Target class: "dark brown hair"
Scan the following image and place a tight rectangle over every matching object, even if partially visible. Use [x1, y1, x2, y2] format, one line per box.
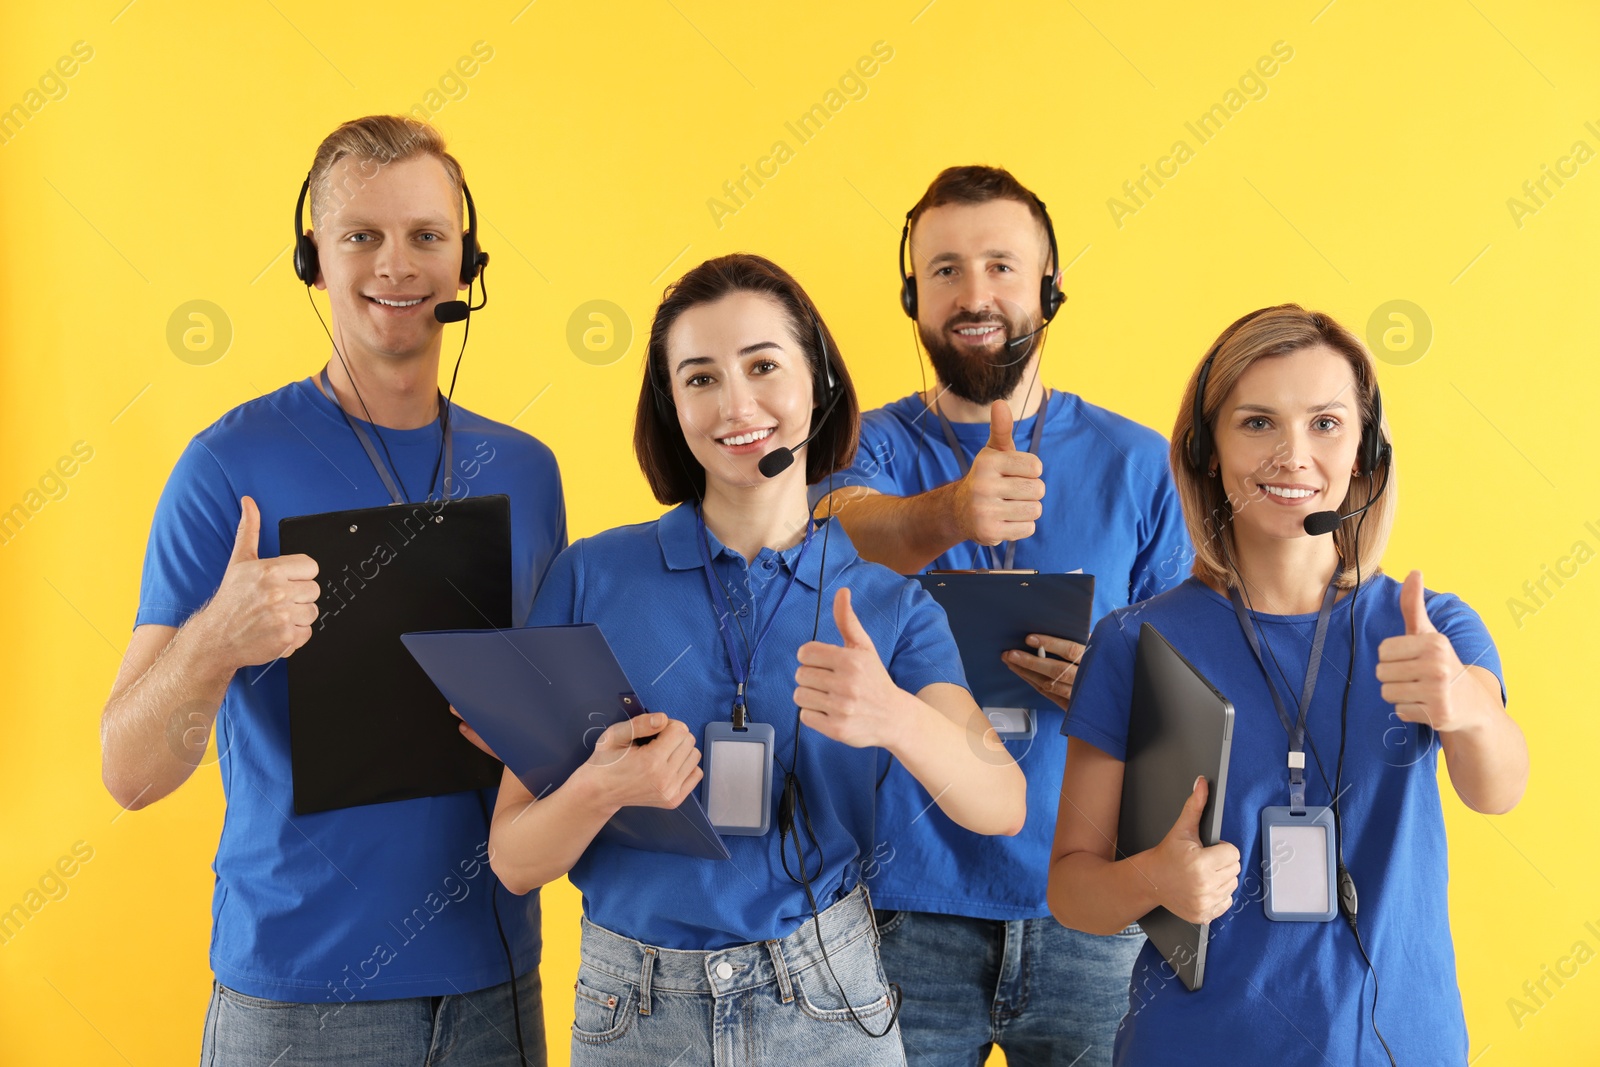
[633, 254, 859, 505]
[908, 164, 1050, 265]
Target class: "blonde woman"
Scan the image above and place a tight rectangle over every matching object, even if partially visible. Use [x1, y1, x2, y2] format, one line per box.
[1048, 305, 1527, 1063]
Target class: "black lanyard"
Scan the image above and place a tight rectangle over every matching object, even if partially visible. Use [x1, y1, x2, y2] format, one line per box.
[935, 390, 1050, 570]
[694, 505, 813, 728]
[319, 367, 451, 505]
[1228, 578, 1337, 814]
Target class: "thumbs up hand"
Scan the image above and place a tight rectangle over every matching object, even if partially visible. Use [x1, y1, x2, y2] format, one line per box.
[200, 496, 322, 668]
[953, 400, 1046, 548]
[230, 495, 261, 565]
[793, 587, 905, 749]
[1149, 776, 1241, 923]
[1376, 570, 1479, 732]
[986, 400, 1017, 453]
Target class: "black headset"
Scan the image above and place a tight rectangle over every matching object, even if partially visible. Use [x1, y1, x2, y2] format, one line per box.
[1186, 307, 1391, 479]
[293, 174, 486, 287]
[897, 194, 1065, 324]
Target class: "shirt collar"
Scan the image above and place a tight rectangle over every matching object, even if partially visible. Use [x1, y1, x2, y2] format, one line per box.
[656, 500, 853, 591]
[937, 388, 1057, 438]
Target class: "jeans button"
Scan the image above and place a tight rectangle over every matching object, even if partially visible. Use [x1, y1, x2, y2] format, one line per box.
[715, 961, 733, 980]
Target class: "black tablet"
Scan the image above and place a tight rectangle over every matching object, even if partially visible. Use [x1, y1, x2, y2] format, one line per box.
[1117, 622, 1235, 992]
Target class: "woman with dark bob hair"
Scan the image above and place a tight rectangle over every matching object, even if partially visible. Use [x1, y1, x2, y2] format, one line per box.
[1047, 304, 1527, 1064]
[487, 254, 1025, 1065]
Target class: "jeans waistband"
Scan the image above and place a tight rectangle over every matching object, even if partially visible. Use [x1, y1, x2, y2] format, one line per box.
[578, 885, 878, 1001]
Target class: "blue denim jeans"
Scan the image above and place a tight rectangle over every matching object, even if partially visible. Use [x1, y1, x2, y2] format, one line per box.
[875, 911, 1143, 1067]
[568, 886, 905, 1066]
[198, 970, 545, 1066]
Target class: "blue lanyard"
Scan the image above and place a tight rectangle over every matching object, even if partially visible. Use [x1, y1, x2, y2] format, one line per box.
[935, 390, 1050, 570]
[319, 367, 451, 505]
[694, 506, 814, 726]
[1228, 578, 1338, 814]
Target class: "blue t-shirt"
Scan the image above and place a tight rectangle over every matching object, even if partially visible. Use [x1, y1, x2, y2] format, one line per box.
[810, 390, 1190, 919]
[136, 376, 566, 1003]
[1064, 576, 1504, 1064]
[527, 502, 968, 950]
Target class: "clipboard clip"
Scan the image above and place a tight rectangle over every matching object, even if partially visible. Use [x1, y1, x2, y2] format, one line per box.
[928, 568, 1041, 575]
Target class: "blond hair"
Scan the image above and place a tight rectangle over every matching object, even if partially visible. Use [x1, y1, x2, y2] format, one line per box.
[1170, 304, 1397, 591]
[307, 115, 464, 229]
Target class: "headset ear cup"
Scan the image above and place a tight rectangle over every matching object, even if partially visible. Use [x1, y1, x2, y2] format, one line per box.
[1041, 277, 1064, 323]
[1360, 385, 1386, 475]
[459, 232, 478, 285]
[897, 213, 918, 320]
[293, 235, 318, 287]
[1032, 194, 1064, 323]
[292, 178, 317, 286]
[1361, 433, 1389, 477]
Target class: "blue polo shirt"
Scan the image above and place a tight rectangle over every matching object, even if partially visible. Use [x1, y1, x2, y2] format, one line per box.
[1065, 576, 1503, 1064]
[136, 376, 565, 1003]
[810, 390, 1190, 919]
[527, 502, 969, 951]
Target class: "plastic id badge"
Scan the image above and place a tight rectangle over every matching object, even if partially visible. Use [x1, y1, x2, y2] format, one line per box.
[1260, 806, 1338, 922]
[702, 721, 775, 836]
[983, 707, 1035, 740]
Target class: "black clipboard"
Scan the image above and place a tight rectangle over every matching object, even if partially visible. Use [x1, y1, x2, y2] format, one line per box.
[279, 494, 512, 814]
[912, 571, 1096, 713]
[1118, 622, 1235, 991]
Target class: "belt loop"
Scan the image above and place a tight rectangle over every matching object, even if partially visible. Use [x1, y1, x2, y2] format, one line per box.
[860, 884, 880, 948]
[639, 946, 656, 1016]
[764, 940, 795, 1004]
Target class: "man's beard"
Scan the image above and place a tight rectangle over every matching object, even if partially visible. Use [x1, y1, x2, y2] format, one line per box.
[919, 307, 1039, 406]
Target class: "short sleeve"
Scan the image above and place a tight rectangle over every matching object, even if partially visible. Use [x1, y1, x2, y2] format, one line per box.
[1060, 609, 1141, 761]
[884, 577, 968, 697]
[808, 413, 903, 511]
[135, 439, 240, 629]
[1426, 590, 1507, 705]
[1129, 473, 1192, 604]
[527, 540, 585, 627]
[536, 460, 570, 593]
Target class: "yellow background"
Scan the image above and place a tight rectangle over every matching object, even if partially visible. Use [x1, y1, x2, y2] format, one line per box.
[3, 1, 1595, 1063]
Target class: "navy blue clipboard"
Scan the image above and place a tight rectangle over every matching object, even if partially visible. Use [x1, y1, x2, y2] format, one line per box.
[400, 624, 730, 861]
[912, 572, 1096, 711]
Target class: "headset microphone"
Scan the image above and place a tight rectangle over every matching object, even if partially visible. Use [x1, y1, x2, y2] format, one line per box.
[434, 250, 490, 323]
[757, 385, 844, 479]
[1302, 452, 1392, 536]
[1302, 510, 1344, 537]
[1005, 320, 1049, 350]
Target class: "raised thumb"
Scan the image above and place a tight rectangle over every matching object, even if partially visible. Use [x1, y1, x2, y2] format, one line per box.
[832, 587, 874, 651]
[986, 400, 1016, 452]
[1401, 569, 1435, 635]
[231, 496, 260, 563]
[1171, 775, 1208, 840]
